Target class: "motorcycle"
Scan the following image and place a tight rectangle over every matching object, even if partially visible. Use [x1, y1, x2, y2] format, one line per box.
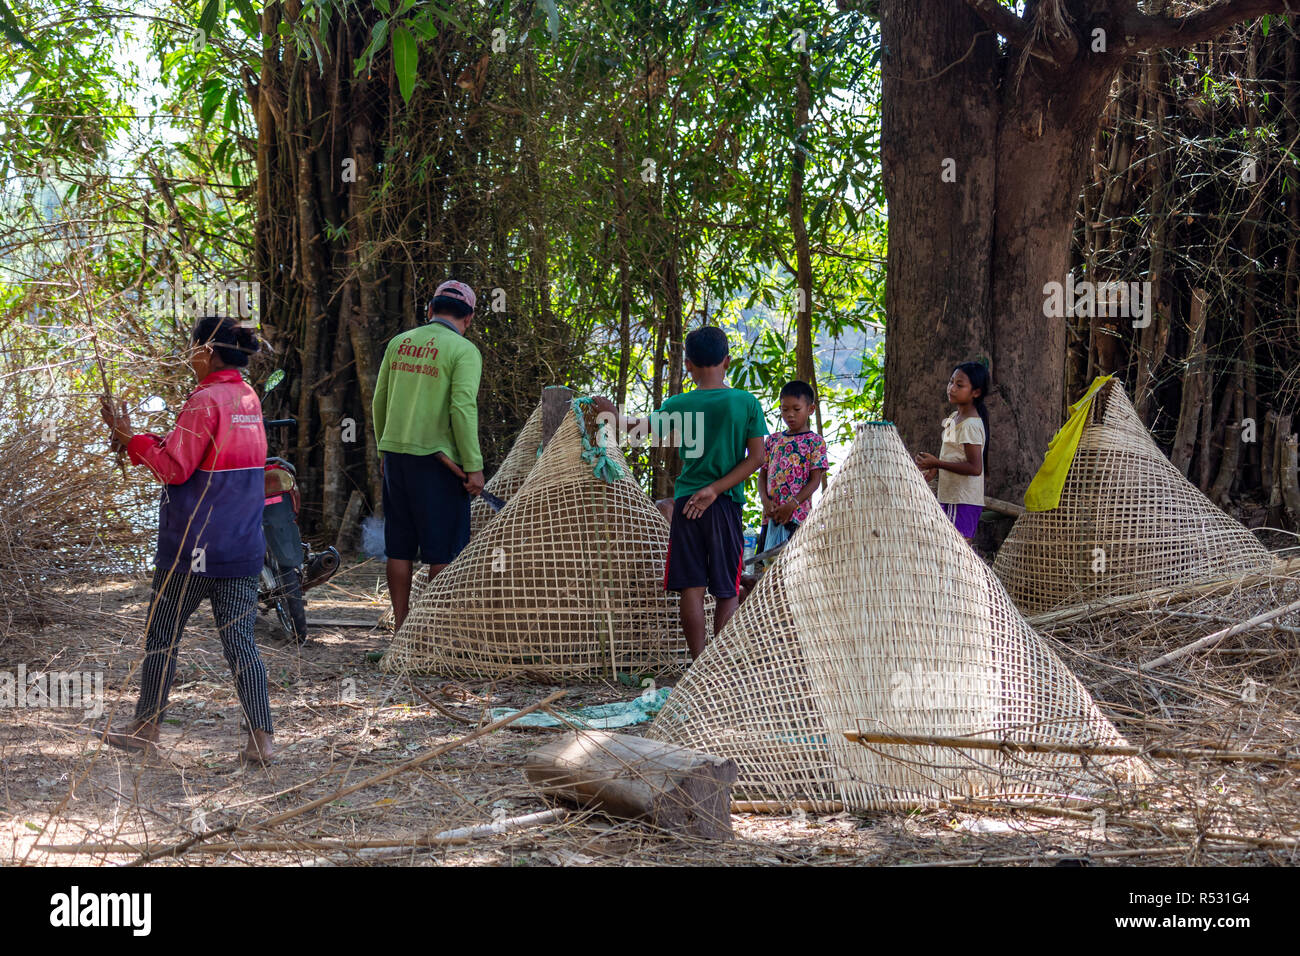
[259, 415, 341, 644]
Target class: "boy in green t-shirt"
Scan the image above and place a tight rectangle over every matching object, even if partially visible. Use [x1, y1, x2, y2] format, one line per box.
[595, 327, 766, 658]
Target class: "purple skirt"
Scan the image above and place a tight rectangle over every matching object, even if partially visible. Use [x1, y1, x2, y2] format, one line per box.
[942, 502, 982, 539]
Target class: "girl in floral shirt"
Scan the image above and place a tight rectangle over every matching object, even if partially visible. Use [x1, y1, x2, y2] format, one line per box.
[758, 381, 829, 552]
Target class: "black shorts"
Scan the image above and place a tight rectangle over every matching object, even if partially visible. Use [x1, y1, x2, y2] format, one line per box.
[382, 452, 471, 564]
[664, 494, 744, 599]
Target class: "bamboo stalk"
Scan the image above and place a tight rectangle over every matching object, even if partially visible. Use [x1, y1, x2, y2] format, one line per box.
[1140, 596, 1300, 671]
[731, 800, 845, 814]
[1281, 434, 1300, 526]
[427, 808, 567, 845]
[902, 844, 1250, 867]
[40, 811, 570, 857]
[1170, 288, 1208, 476]
[845, 730, 1300, 768]
[1132, 607, 1300, 636]
[1026, 558, 1300, 628]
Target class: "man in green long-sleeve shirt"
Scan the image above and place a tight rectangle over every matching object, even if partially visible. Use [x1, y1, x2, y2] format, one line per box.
[373, 279, 485, 628]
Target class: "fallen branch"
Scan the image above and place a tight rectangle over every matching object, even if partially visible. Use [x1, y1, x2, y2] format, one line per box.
[846, 731, 1300, 768]
[40, 811, 570, 857]
[731, 800, 845, 814]
[408, 678, 475, 724]
[1139, 596, 1300, 671]
[122, 688, 566, 865]
[944, 797, 1300, 850]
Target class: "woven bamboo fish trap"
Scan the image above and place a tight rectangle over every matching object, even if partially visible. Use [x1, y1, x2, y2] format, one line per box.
[647, 422, 1143, 810]
[381, 402, 690, 680]
[470, 402, 544, 539]
[993, 381, 1274, 614]
[378, 404, 546, 627]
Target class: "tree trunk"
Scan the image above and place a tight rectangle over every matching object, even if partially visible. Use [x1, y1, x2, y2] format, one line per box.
[882, 0, 1124, 501]
[880, 0, 998, 469]
[790, 50, 816, 389]
[1171, 289, 1209, 476]
[986, 61, 1122, 499]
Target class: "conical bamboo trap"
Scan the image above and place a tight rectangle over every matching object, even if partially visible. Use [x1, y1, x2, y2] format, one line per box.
[471, 402, 544, 539]
[381, 402, 691, 679]
[378, 403, 546, 628]
[994, 381, 1274, 614]
[647, 422, 1144, 810]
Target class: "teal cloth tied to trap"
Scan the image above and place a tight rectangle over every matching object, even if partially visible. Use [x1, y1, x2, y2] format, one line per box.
[489, 687, 672, 730]
[572, 396, 625, 483]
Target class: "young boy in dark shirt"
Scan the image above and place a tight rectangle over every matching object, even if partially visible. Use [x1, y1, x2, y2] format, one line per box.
[595, 327, 767, 658]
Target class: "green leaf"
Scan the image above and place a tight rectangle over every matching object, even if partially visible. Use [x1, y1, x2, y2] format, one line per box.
[1261, 14, 1271, 35]
[230, 0, 258, 32]
[393, 26, 417, 104]
[361, 18, 389, 71]
[200, 80, 225, 125]
[0, 0, 35, 51]
[411, 16, 439, 40]
[197, 0, 223, 39]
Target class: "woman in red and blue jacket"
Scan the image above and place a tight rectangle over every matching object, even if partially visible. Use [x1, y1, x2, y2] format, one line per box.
[100, 316, 275, 764]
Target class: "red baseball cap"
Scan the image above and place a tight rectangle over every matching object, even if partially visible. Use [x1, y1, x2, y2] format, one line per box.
[431, 280, 476, 312]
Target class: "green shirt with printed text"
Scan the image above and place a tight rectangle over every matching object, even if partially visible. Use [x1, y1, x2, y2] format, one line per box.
[372, 320, 483, 471]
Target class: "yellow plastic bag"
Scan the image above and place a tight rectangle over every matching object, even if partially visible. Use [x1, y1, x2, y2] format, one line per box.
[1023, 375, 1113, 512]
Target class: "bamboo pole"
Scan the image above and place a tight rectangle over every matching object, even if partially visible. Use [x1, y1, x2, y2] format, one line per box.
[902, 845, 1247, 867]
[731, 800, 845, 814]
[1139, 596, 1300, 671]
[982, 495, 1025, 517]
[1026, 558, 1300, 629]
[40, 811, 570, 857]
[944, 797, 1300, 850]
[845, 730, 1300, 768]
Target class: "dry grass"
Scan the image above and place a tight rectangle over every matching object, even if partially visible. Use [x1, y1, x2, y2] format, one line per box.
[4, 557, 1300, 866]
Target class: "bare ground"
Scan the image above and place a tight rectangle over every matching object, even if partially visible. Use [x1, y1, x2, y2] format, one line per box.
[2, 558, 1297, 867]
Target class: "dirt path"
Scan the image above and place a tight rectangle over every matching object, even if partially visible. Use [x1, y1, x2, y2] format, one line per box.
[1, 558, 1285, 866]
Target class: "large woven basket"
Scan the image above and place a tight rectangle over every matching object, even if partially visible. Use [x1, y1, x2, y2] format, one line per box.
[647, 422, 1142, 810]
[381, 404, 690, 680]
[470, 402, 544, 539]
[378, 402, 546, 628]
[994, 381, 1273, 614]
